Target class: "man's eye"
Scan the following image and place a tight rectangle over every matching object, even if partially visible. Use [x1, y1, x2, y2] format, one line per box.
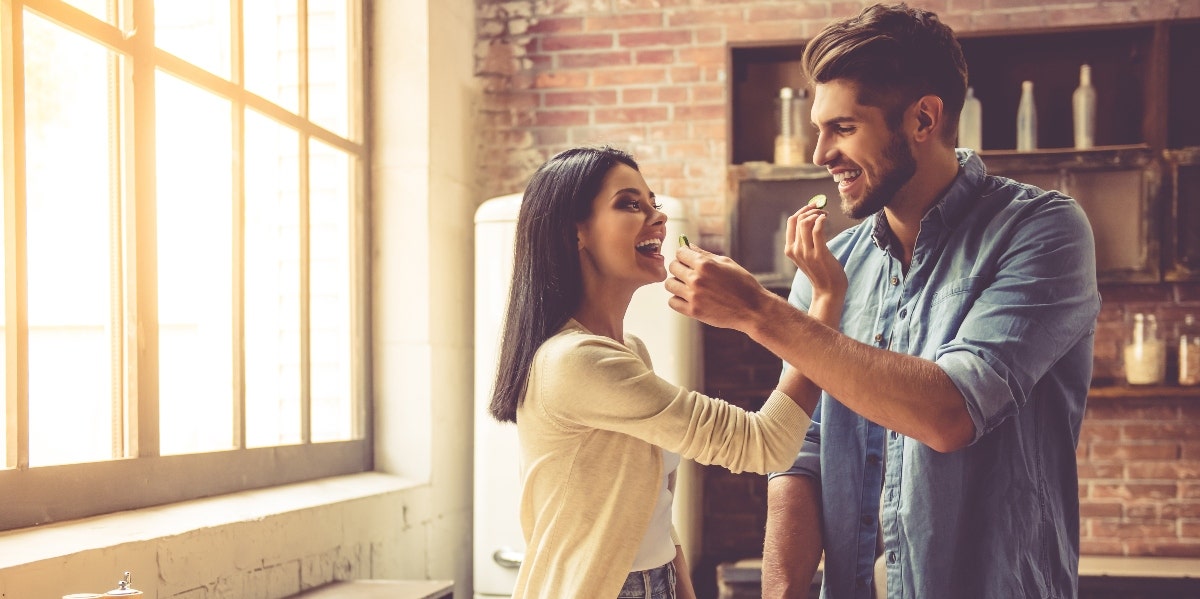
[836, 126, 855, 135]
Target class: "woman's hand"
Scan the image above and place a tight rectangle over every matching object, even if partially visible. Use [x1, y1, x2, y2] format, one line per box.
[785, 203, 847, 302]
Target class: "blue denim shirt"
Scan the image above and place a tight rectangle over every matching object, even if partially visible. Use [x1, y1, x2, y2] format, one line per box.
[774, 150, 1100, 599]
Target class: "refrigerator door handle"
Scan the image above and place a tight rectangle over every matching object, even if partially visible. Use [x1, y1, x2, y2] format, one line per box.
[493, 548, 525, 569]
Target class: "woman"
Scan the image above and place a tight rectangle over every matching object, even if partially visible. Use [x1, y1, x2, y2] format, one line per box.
[490, 146, 845, 599]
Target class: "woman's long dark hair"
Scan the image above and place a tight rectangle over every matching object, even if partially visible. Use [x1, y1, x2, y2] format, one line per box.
[489, 146, 640, 423]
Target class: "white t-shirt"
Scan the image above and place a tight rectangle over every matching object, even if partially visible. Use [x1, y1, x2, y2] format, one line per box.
[630, 448, 680, 571]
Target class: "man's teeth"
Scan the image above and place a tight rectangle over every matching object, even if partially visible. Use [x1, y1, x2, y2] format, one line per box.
[834, 170, 862, 183]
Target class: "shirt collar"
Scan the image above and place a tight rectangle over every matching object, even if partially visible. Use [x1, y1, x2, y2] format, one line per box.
[869, 149, 986, 250]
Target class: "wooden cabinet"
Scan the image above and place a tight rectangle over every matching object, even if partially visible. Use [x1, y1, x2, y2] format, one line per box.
[727, 19, 1200, 284]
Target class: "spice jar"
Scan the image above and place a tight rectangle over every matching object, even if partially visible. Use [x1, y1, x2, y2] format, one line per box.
[1124, 312, 1165, 385]
[1179, 315, 1200, 385]
[103, 572, 142, 598]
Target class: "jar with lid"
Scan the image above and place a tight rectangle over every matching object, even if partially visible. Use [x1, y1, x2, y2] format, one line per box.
[1179, 314, 1200, 385]
[1124, 312, 1166, 385]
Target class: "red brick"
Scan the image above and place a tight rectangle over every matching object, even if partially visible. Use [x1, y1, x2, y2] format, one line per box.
[1181, 522, 1200, 538]
[695, 26, 725, 44]
[540, 33, 613, 52]
[693, 84, 726, 103]
[1078, 462, 1124, 479]
[692, 122, 726, 141]
[481, 91, 540, 111]
[676, 104, 725, 121]
[558, 50, 632, 69]
[616, 0, 690, 8]
[1079, 539, 1124, 555]
[593, 68, 668, 86]
[1186, 483, 1200, 500]
[679, 45, 726, 65]
[1162, 501, 1200, 519]
[585, 13, 663, 31]
[1127, 461, 1200, 480]
[594, 106, 670, 124]
[569, 125, 645, 144]
[670, 65, 702, 83]
[748, 4, 830, 22]
[621, 88, 654, 104]
[527, 17, 584, 34]
[1079, 422, 1121, 443]
[656, 86, 688, 104]
[636, 49, 676, 65]
[544, 90, 618, 108]
[727, 22, 805, 43]
[1091, 482, 1178, 501]
[1080, 501, 1124, 518]
[667, 141, 710, 160]
[1125, 422, 1200, 441]
[1091, 521, 1178, 539]
[621, 30, 693, 48]
[533, 71, 590, 89]
[1124, 503, 1160, 520]
[667, 7, 745, 28]
[534, 110, 590, 127]
[1092, 442, 1180, 461]
[647, 123, 691, 142]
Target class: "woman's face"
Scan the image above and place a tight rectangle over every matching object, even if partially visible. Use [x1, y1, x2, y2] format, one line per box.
[575, 163, 668, 290]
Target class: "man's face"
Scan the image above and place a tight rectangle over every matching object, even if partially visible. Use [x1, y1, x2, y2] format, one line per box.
[810, 80, 917, 220]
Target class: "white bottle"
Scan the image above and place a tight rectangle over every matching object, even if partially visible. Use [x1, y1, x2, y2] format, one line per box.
[1016, 80, 1037, 151]
[958, 86, 982, 151]
[774, 87, 804, 166]
[1073, 64, 1096, 149]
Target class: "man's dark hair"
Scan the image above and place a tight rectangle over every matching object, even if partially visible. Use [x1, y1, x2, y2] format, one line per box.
[802, 2, 968, 143]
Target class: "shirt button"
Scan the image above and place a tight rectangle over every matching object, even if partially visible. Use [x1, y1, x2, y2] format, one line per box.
[890, 431, 899, 440]
[890, 276, 899, 286]
[888, 551, 897, 564]
[867, 454, 881, 465]
[899, 308, 907, 319]
[874, 333, 884, 344]
[861, 514, 874, 526]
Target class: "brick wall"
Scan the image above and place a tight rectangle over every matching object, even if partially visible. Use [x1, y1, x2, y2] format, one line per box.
[473, 0, 1200, 591]
[475, 0, 1200, 248]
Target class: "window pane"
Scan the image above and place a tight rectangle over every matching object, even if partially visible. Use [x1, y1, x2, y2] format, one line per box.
[308, 139, 352, 442]
[23, 12, 118, 466]
[156, 0, 230, 80]
[244, 0, 299, 113]
[156, 71, 234, 455]
[307, 0, 350, 137]
[61, 0, 117, 26]
[244, 109, 300, 447]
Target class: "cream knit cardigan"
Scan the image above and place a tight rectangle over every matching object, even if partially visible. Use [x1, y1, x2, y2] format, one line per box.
[512, 320, 811, 598]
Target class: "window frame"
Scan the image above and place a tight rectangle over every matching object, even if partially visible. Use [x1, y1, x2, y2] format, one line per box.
[0, 0, 372, 531]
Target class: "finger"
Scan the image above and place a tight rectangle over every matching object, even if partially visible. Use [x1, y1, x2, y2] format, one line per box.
[668, 258, 694, 283]
[664, 275, 691, 300]
[667, 293, 692, 317]
[811, 212, 829, 247]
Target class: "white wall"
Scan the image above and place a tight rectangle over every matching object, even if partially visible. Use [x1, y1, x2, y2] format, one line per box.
[0, 0, 481, 596]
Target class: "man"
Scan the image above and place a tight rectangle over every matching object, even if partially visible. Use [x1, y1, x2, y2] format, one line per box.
[665, 3, 1100, 598]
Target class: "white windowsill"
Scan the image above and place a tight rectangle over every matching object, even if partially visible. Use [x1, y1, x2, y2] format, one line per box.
[0, 472, 420, 571]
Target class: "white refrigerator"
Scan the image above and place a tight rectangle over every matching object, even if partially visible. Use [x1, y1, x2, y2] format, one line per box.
[473, 193, 703, 598]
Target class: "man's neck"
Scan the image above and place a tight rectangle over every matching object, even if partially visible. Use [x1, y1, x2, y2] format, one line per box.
[883, 149, 962, 269]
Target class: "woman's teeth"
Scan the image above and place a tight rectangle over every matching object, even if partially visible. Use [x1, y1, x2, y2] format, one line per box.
[833, 169, 862, 183]
[636, 239, 663, 254]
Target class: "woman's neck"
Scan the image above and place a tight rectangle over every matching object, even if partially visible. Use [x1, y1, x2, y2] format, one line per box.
[572, 287, 632, 342]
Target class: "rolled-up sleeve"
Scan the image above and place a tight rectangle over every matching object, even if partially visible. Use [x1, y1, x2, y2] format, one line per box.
[934, 196, 1100, 443]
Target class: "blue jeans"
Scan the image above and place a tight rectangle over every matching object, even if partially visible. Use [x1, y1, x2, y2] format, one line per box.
[617, 561, 676, 599]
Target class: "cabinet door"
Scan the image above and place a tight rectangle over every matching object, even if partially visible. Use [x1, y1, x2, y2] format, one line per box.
[983, 148, 1160, 284]
[1164, 148, 1200, 281]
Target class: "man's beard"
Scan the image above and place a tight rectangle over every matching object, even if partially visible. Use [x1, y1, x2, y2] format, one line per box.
[842, 132, 918, 220]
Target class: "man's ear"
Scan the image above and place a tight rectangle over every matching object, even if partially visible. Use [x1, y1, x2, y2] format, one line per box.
[912, 95, 944, 142]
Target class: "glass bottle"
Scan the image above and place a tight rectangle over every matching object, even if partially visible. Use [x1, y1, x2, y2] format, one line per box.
[1073, 64, 1096, 149]
[958, 86, 982, 151]
[1016, 80, 1037, 151]
[1124, 312, 1165, 385]
[1179, 315, 1200, 385]
[774, 87, 805, 166]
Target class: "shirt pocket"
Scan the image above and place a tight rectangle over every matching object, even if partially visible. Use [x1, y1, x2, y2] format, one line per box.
[911, 276, 986, 355]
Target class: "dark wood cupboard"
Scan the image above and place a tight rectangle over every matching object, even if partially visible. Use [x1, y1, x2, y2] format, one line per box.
[727, 19, 1200, 285]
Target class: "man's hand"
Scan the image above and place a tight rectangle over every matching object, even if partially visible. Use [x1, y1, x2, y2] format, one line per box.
[785, 204, 847, 300]
[665, 244, 775, 330]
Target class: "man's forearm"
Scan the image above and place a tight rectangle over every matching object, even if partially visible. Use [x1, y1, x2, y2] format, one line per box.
[747, 294, 974, 452]
[762, 475, 823, 599]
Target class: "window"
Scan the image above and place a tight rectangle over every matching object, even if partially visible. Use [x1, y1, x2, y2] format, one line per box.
[1, 0, 369, 530]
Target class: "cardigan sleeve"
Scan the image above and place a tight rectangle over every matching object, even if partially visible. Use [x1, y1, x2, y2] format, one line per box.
[531, 330, 810, 474]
